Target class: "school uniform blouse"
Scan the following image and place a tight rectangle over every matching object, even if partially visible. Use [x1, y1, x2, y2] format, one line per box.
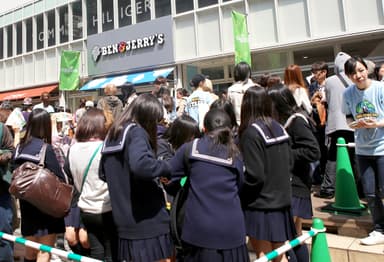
[170, 136, 246, 249]
[100, 123, 171, 240]
[285, 115, 321, 198]
[240, 119, 292, 210]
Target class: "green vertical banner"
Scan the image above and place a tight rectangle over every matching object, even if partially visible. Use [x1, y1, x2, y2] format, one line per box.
[59, 50, 81, 91]
[231, 11, 251, 66]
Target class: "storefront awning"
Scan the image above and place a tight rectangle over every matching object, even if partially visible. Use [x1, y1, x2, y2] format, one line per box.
[0, 85, 58, 101]
[80, 67, 174, 91]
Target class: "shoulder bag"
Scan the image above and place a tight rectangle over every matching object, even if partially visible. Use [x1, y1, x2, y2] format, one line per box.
[9, 144, 73, 218]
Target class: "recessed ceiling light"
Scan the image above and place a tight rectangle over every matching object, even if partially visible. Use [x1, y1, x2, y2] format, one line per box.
[303, 56, 308, 59]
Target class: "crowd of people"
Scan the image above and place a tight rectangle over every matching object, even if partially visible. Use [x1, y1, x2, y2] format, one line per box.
[0, 51, 384, 262]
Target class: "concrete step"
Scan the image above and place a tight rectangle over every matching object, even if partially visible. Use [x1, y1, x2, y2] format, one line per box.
[306, 232, 384, 262]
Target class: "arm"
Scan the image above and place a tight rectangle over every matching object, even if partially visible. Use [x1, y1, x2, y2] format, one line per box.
[127, 127, 171, 180]
[45, 144, 66, 181]
[0, 124, 14, 165]
[239, 128, 265, 196]
[289, 117, 321, 162]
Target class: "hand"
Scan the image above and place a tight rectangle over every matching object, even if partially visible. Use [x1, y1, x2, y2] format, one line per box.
[159, 177, 170, 185]
[351, 118, 382, 129]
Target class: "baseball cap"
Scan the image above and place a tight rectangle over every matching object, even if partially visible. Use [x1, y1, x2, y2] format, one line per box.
[189, 74, 206, 88]
[85, 100, 94, 107]
[23, 97, 33, 105]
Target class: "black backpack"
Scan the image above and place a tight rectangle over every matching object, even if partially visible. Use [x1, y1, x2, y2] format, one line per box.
[170, 142, 193, 254]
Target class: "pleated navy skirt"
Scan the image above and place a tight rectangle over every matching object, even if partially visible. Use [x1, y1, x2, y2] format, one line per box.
[291, 196, 313, 219]
[183, 244, 250, 262]
[244, 207, 295, 243]
[118, 233, 173, 262]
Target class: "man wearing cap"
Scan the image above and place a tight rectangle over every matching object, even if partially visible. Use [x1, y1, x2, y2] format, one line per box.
[85, 100, 94, 110]
[315, 52, 357, 199]
[185, 74, 214, 130]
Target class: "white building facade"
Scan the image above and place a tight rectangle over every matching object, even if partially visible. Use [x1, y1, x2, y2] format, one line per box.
[0, 0, 384, 109]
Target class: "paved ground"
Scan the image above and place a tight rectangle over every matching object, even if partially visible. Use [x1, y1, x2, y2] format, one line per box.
[12, 186, 371, 261]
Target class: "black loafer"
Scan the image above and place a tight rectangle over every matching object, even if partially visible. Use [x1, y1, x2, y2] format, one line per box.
[314, 191, 334, 199]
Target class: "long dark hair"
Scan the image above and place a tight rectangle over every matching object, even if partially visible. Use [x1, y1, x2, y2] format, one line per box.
[108, 94, 163, 152]
[21, 108, 52, 146]
[204, 109, 239, 159]
[267, 84, 301, 124]
[239, 85, 273, 138]
[210, 98, 237, 128]
[163, 114, 200, 150]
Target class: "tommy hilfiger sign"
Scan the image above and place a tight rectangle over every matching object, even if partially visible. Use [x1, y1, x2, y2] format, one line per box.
[91, 33, 165, 62]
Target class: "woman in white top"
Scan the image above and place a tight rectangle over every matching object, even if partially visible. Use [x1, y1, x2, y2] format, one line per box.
[66, 108, 117, 261]
[284, 64, 312, 115]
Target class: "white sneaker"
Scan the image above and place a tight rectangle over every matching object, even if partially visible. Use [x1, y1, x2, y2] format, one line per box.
[360, 231, 384, 245]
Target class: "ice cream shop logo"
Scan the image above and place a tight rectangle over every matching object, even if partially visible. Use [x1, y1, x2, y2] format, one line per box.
[91, 33, 165, 62]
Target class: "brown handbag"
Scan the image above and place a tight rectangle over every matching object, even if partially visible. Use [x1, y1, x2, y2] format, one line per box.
[9, 144, 73, 218]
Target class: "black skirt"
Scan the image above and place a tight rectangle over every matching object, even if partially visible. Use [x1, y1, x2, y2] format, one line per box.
[183, 244, 250, 262]
[20, 199, 65, 237]
[118, 233, 173, 262]
[244, 207, 295, 242]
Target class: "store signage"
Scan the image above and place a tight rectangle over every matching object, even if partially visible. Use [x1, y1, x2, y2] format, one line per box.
[92, 0, 151, 27]
[91, 33, 165, 62]
[87, 16, 174, 76]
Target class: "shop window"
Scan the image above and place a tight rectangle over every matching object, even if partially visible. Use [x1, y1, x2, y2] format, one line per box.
[341, 38, 384, 58]
[26, 18, 33, 52]
[36, 14, 44, 50]
[59, 6, 68, 43]
[72, 1, 83, 40]
[86, 0, 98, 36]
[118, 0, 132, 27]
[47, 10, 56, 47]
[155, 0, 171, 18]
[0, 28, 3, 59]
[102, 0, 114, 32]
[7, 25, 13, 57]
[136, 0, 151, 23]
[198, 0, 217, 8]
[201, 67, 225, 80]
[16, 22, 22, 55]
[293, 46, 334, 66]
[252, 51, 289, 72]
[176, 0, 193, 14]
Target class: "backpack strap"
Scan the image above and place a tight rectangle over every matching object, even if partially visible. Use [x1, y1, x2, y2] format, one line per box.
[81, 143, 103, 191]
[337, 74, 349, 88]
[0, 122, 3, 146]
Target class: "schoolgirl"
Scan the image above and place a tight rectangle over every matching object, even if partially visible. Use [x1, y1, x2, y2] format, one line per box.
[169, 108, 249, 262]
[67, 108, 117, 261]
[239, 85, 294, 262]
[12, 109, 65, 262]
[100, 94, 173, 261]
[268, 84, 321, 262]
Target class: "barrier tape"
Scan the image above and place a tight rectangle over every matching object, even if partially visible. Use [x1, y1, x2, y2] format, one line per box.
[0, 231, 102, 262]
[254, 227, 326, 262]
[336, 142, 355, 148]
